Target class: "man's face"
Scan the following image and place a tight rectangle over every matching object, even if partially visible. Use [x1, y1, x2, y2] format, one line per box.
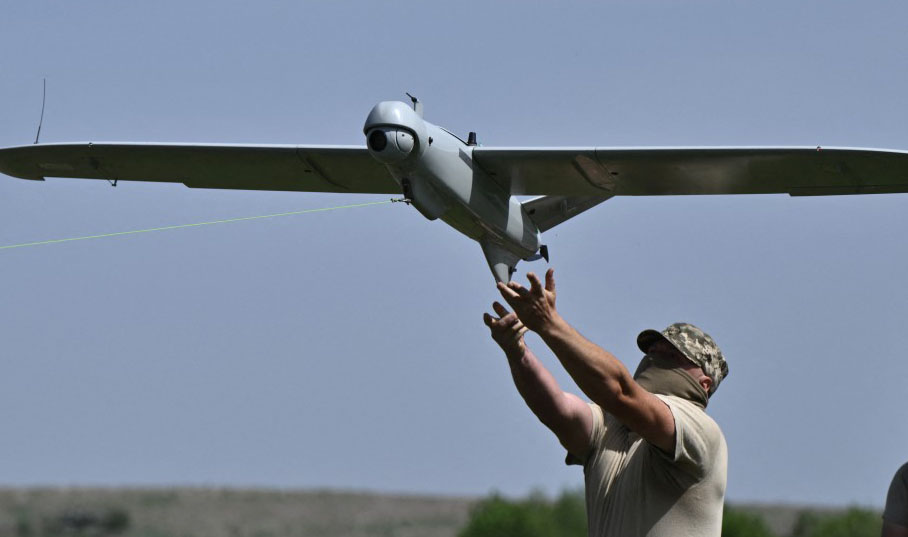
[647, 339, 712, 393]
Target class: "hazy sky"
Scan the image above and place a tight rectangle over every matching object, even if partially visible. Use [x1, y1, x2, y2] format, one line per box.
[2, 1, 906, 507]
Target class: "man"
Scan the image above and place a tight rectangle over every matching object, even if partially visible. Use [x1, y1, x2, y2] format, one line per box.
[483, 268, 728, 537]
[883, 462, 908, 537]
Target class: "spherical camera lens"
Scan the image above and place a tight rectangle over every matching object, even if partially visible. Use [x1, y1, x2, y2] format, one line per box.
[368, 130, 388, 152]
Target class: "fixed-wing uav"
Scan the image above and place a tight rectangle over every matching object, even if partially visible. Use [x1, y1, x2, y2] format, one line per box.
[2, 96, 908, 281]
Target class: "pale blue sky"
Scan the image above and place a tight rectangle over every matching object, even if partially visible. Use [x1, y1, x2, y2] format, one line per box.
[1, 1, 906, 507]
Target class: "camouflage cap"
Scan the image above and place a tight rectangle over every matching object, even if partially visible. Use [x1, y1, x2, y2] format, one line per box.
[636, 322, 728, 395]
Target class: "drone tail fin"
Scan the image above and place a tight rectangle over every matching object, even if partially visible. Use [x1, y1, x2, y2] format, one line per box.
[480, 240, 521, 283]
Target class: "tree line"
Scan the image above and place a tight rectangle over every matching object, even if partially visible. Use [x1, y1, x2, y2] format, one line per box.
[458, 489, 882, 537]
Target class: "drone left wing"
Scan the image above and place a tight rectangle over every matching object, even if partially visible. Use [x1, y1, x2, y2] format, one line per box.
[473, 146, 908, 197]
[0, 142, 398, 193]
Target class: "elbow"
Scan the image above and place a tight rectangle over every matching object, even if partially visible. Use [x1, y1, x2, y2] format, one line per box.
[588, 373, 637, 412]
[528, 393, 577, 433]
[533, 399, 572, 431]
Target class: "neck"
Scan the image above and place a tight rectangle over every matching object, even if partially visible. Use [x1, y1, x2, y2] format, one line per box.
[633, 354, 709, 409]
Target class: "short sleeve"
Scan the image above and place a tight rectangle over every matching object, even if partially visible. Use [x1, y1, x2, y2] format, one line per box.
[884, 463, 908, 527]
[654, 395, 723, 479]
[565, 403, 604, 466]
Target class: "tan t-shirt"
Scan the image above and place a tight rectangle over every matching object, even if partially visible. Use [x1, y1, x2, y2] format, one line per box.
[884, 462, 908, 527]
[572, 395, 727, 537]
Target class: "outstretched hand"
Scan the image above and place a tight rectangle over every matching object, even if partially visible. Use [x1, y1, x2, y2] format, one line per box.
[483, 301, 528, 359]
[496, 268, 559, 334]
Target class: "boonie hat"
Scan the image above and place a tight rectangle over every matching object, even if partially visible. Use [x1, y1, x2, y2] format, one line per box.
[637, 322, 728, 395]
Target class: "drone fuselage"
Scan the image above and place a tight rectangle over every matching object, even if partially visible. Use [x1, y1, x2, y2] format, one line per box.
[363, 101, 541, 281]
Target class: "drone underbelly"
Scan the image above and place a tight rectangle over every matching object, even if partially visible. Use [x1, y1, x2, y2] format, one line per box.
[424, 164, 539, 259]
[440, 203, 485, 242]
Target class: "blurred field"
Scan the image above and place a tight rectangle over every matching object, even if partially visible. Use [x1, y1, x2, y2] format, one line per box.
[0, 487, 879, 537]
[0, 488, 476, 537]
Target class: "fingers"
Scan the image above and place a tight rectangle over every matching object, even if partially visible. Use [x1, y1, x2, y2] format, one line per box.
[485, 304, 526, 331]
[507, 281, 530, 298]
[497, 311, 522, 329]
[526, 270, 554, 297]
[497, 281, 520, 300]
[484, 307, 528, 353]
[497, 281, 524, 309]
[527, 272, 543, 295]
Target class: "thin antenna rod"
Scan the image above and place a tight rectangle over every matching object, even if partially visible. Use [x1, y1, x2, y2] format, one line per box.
[34, 78, 46, 144]
[405, 92, 423, 118]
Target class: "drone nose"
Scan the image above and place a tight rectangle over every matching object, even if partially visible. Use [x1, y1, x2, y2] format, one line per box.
[368, 129, 388, 152]
[393, 130, 414, 153]
[365, 127, 415, 163]
[363, 100, 427, 164]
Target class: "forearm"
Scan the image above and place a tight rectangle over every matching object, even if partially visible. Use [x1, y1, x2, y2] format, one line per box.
[506, 347, 575, 430]
[496, 270, 671, 449]
[538, 314, 636, 410]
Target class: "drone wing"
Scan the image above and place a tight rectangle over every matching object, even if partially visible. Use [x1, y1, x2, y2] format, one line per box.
[0, 142, 398, 194]
[472, 146, 908, 197]
[6, 143, 908, 197]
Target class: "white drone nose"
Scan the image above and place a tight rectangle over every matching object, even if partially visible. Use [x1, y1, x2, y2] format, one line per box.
[394, 130, 414, 153]
[363, 100, 428, 164]
[366, 127, 414, 163]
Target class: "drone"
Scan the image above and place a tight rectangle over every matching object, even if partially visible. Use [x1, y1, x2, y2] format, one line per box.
[2, 94, 908, 281]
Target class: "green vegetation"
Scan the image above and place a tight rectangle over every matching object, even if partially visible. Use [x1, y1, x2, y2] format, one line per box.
[458, 491, 883, 537]
[8, 506, 130, 536]
[790, 507, 882, 537]
[458, 489, 586, 537]
[722, 505, 775, 537]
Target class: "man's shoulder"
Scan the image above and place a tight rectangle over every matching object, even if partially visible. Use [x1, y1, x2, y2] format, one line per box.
[652, 395, 727, 486]
[655, 395, 725, 440]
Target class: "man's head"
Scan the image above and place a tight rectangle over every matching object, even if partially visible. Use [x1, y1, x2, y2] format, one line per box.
[636, 322, 728, 397]
[645, 339, 714, 393]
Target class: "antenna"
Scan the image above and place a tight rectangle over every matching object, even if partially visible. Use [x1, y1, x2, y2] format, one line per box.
[34, 78, 46, 144]
[405, 92, 423, 118]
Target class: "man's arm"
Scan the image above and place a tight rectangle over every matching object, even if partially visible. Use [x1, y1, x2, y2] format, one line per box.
[497, 269, 676, 454]
[484, 301, 592, 459]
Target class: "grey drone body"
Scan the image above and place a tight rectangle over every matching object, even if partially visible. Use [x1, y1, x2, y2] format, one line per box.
[363, 100, 562, 282]
[3, 97, 908, 282]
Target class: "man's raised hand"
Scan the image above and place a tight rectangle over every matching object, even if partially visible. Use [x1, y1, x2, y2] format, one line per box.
[483, 301, 529, 360]
[496, 268, 559, 335]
